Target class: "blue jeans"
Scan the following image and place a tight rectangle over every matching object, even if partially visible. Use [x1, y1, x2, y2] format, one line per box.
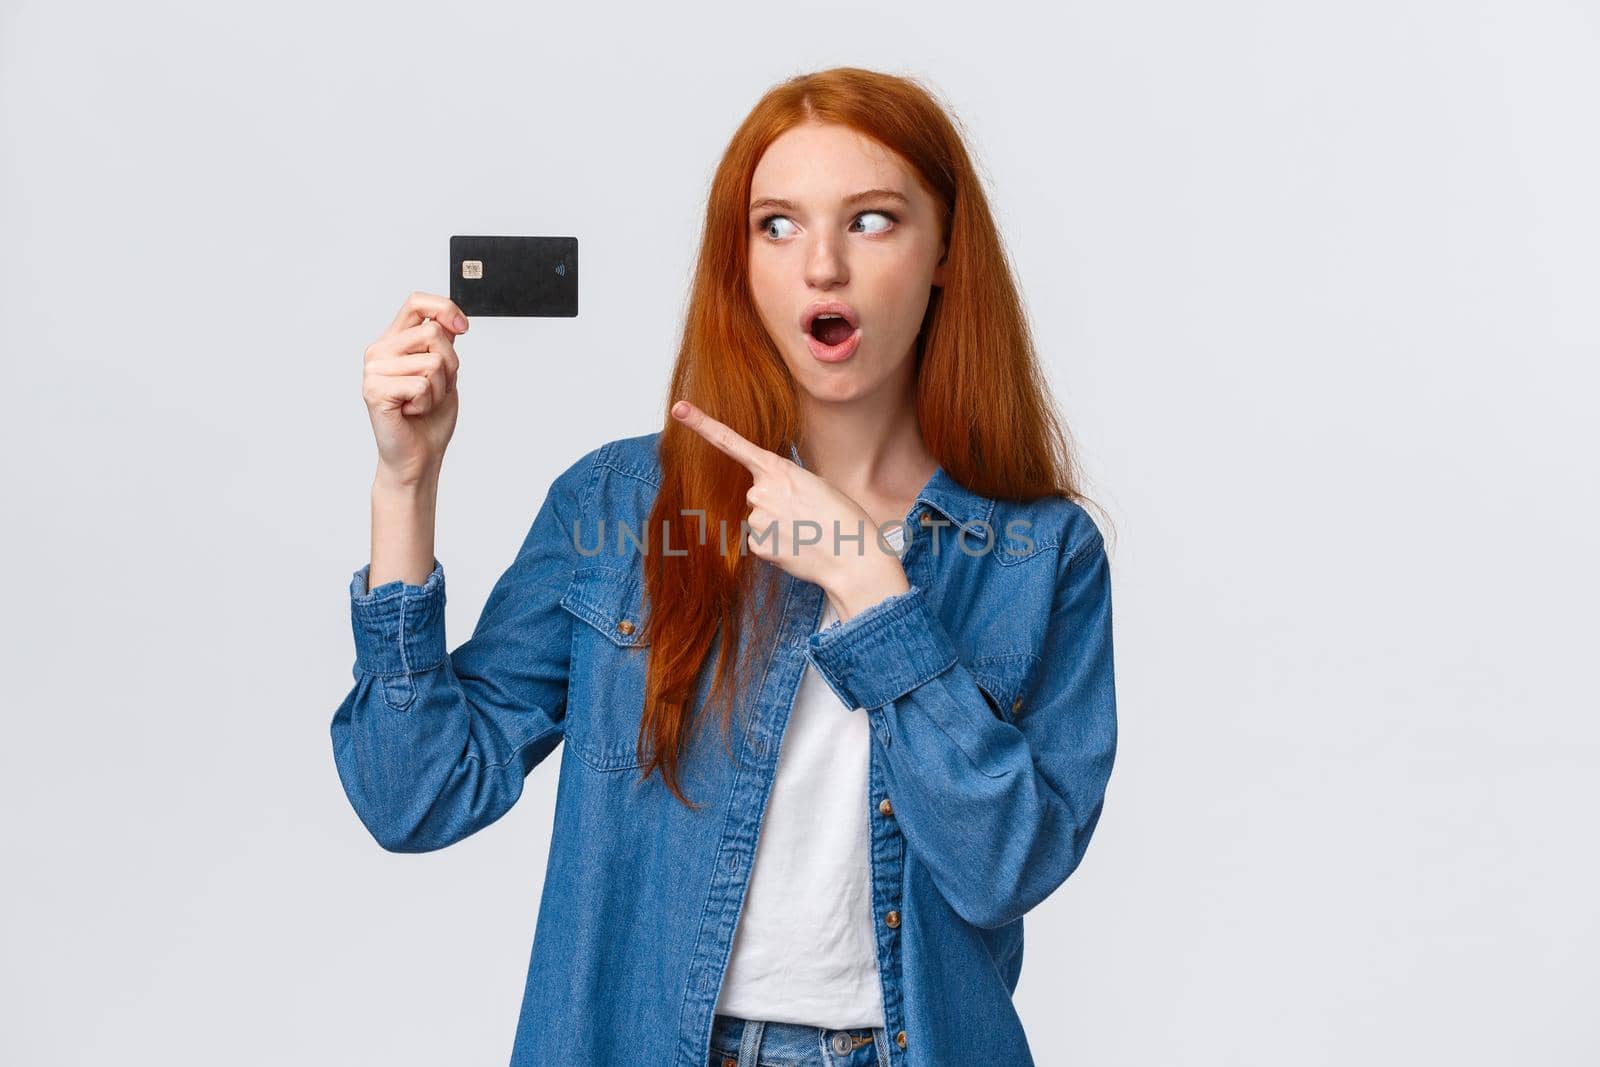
[708, 1013, 891, 1067]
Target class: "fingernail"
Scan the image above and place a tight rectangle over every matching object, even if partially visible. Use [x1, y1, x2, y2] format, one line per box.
[671, 400, 688, 418]
[454, 316, 468, 332]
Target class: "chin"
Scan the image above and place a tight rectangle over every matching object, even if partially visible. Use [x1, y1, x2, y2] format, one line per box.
[795, 374, 876, 406]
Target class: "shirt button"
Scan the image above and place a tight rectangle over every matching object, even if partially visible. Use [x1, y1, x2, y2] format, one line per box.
[878, 796, 894, 817]
[896, 1030, 908, 1048]
[616, 619, 635, 636]
[1011, 696, 1022, 714]
[723, 1058, 737, 1067]
[919, 513, 936, 526]
[830, 1032, 853, 1055]
[885, 909, 900, 928]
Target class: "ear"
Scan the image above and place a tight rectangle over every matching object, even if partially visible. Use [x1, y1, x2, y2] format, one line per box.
[932, 244, 948, 288]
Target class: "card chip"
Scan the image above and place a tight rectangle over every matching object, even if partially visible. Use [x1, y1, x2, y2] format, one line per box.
[461, 260, 483, 279]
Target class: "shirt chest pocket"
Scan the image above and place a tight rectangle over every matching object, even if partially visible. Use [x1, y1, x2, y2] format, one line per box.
[559, 564, 652, 772]
[970, 653, 1038, 725]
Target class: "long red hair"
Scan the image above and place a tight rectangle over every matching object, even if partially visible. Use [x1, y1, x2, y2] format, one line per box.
[632, 66, 1102, 808]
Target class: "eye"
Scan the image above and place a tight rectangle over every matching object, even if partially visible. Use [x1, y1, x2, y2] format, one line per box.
[854, 210, 895, 233]
[760, 215, 798, 239]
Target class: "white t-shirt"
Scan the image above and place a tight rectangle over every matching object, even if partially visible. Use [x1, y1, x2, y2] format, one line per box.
[714, 524, 906, 1029]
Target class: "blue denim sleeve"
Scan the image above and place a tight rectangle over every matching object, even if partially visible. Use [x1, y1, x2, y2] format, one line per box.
[329, 450, 593, 853]
[804, 527, 1117, 929]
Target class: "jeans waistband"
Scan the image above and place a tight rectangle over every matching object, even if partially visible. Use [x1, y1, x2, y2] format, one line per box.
[709, 1012, 889, 1067]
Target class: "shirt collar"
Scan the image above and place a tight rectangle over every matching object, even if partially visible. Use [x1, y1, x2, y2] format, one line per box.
[915, 463, 995, 531]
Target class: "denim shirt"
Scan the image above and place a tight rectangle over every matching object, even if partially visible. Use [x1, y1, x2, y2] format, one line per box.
[330, 430, 1117, 1067]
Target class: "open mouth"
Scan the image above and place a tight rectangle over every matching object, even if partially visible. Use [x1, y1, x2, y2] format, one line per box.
[808, 314, 856, 347]
[801, 302, 863, 362]
[803, 319, 862, 362]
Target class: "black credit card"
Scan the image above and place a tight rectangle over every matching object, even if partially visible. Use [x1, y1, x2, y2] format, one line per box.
[449, 235, 578, 317]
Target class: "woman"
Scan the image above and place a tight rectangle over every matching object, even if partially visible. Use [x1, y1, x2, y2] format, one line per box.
[333, 66, 1117, 1067]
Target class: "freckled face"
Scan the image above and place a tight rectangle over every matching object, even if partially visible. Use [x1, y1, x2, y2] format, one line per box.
[746, 122, 948, 403]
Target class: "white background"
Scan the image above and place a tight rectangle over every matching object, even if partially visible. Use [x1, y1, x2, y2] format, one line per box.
[2, 1, 1596, 1063]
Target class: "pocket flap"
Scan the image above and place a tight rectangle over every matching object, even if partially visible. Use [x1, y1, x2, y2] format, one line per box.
[560, 565, 651, 648]
[971, 654, 1036, 723]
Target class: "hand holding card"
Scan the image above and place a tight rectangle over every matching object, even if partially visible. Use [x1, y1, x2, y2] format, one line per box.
[360, 290, 466, 491]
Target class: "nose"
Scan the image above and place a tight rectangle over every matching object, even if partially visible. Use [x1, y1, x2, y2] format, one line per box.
[803, 230, 849, 290]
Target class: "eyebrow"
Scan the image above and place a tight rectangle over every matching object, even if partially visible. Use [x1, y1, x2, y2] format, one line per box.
[748, 188, 910, 214]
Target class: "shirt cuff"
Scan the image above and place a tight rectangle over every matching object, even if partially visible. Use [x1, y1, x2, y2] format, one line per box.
[349, 558, 447, 676]
[804, 584, 959, 711]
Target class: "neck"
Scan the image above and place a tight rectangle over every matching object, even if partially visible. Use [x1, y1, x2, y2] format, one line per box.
[794, 382, 937, 524]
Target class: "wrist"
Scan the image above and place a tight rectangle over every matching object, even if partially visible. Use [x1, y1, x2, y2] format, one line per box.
[373, 465, 441, 498]
[825, 559, 911, 623]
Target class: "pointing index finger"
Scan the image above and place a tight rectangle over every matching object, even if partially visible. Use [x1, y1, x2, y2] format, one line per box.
[671, 400, 775, 473]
